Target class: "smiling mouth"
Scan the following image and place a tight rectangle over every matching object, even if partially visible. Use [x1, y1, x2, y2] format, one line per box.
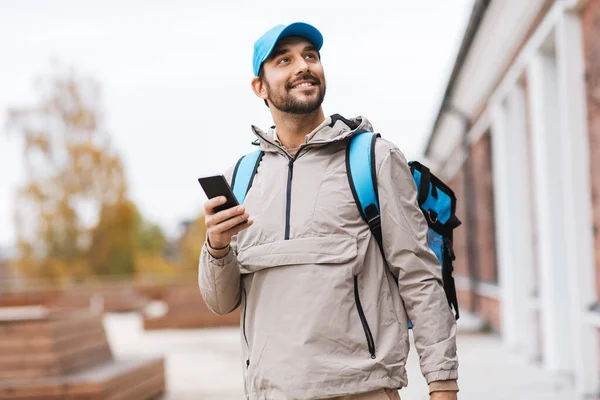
[289, 81, 317, 90]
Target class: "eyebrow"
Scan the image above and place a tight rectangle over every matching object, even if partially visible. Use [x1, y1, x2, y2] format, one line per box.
[268, 45, 318, 61]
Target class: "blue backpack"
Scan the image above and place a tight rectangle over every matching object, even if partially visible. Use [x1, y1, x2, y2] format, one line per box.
[232, 131, 460, 325]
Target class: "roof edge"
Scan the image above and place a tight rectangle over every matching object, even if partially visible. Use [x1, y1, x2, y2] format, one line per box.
[424, 0, 492, 157]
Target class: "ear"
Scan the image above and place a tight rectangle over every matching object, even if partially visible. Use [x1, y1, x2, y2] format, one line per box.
[251, 76, 268, 101]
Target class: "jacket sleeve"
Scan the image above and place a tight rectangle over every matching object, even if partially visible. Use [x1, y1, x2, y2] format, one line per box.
[376, 141, 459, 385]
[197, 166, 242, 315]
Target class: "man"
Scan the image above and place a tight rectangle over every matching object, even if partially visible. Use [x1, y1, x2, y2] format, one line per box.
[199, 22, 459, 400]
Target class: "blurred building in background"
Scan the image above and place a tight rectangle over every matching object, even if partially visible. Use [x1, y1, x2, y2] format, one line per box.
[425, 0, 600, 396]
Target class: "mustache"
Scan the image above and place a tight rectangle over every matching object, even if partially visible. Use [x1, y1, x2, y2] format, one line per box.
[287, 73, 321, 89]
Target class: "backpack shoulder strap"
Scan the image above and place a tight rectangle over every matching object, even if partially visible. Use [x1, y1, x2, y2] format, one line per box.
[231, 149, 264, 204]
[347, 135, 460, 323]
[346, 131, 383, 252]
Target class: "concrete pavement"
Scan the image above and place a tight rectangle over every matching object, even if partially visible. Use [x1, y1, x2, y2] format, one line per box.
[103, 312, 577, 399]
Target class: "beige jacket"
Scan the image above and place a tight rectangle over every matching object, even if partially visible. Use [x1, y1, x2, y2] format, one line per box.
[198, 115, 458, 400]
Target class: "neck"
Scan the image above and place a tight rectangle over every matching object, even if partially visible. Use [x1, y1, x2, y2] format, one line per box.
[270, 107, 326, 150]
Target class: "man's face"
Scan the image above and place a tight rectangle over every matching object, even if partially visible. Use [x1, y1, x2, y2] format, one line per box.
[257, 36, 326, 114]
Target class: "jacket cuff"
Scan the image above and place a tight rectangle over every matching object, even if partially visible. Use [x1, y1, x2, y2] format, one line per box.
[428, 379, 459, 394]
[425, 369, 458, 384]
[204, 241, 232, 263]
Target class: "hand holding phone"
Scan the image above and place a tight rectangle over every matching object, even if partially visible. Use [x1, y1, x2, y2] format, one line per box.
[198, 175, 254, 251]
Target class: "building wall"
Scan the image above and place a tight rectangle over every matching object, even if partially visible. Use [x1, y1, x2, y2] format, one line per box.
[448, 162, 472, 317]
[447, 132, 499, 330]
[428, 0, 600, 390]
[581, 0, 600, 300]
[471, 133, 498, 284]
[479, 296, 501, 331]
[448, 170, 468, 278]
[456, 288, 473, 315]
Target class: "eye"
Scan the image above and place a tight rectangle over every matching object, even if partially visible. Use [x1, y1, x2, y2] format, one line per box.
[305, 53, 316, 60]
[277, 57, 290, 65]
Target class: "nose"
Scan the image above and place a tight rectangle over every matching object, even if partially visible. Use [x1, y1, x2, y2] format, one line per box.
[294, 57, 309, 75]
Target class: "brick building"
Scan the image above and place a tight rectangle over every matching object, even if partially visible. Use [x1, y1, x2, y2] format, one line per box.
[425, 0, 600, 396]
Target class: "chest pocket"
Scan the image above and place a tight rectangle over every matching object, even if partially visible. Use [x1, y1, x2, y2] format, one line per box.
[237, 236, 357, 274]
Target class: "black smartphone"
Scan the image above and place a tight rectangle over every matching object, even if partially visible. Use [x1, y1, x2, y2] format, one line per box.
[198, 174, 240, 213]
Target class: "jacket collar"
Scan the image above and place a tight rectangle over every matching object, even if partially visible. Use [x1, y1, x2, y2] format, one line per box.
[250, 114, 374, 154]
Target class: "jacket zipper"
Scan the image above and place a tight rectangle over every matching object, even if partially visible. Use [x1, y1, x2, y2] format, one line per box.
[252, 130, 338, 240]
[243, 288, 250, 369]
[354, 276, 376, 359]
[285, 158, 294, 240]
[250, 131, 297, 240]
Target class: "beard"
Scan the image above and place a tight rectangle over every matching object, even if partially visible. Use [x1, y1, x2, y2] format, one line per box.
[265, 73, 326, 115]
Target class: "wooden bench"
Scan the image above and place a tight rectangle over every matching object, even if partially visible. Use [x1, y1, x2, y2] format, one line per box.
[143, 285, 240, 330]
[0, 290, 59, 308]
[0, 309, 165, 399]
[47, 285, 150, 313]
[0, 285, 148, 313]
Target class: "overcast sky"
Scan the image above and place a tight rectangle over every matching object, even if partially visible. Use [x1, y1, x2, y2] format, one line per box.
[0, 0, 474, 248]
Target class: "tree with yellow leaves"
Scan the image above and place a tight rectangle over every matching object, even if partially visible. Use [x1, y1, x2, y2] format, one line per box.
[6, 66, 179, 282]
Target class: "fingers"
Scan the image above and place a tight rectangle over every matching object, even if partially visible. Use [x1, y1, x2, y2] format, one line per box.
[225, 219, 254, 236]
[215, 205, 246, 225]
[204, 196, 227, 216]
[205, 199, 246, 226]
[208, 207, 245, 229]
[218, 211, 250, 232]
[206, 216, 252, 247]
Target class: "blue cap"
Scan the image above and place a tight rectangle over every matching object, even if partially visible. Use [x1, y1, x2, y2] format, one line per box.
[252, 22, 323, 76]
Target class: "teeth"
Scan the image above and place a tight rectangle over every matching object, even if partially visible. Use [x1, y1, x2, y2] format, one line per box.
[294, 82, 313, 88]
